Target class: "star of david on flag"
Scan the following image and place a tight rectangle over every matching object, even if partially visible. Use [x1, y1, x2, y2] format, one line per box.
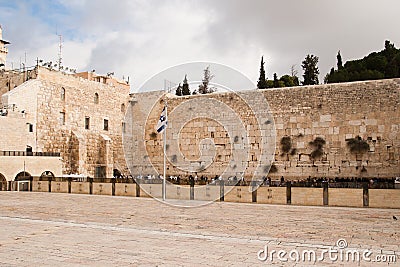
[156, 106, 167, 133]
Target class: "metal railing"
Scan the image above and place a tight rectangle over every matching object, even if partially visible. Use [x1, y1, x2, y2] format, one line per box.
[0, 151, 61, 157]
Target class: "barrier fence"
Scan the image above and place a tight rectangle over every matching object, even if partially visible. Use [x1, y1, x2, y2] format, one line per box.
[0, 178, 399, 209]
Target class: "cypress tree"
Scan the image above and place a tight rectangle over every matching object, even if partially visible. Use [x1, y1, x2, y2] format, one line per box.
[257, 56, 268, 89]
[175, 83, 182, 96]
[182, 75, 190, 95]
[337, 50, 343, 70]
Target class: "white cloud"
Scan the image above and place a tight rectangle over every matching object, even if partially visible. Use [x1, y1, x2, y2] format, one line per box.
[1, 0, 400, 90]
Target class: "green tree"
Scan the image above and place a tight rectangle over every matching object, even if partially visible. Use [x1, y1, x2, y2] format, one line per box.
[257, 56, 268, 89]
[175, 83, 182, 96]
[280, 75, 298, 87]
[326, 40, 400, 83]
[386, 53, 400, 78]
[289, 65, 300, 86]
[337, 50, 343, 70]
[302, 54, 320, 85]
[198, 66, 215, 94]
[266, 80, 274, 88]
[273, 73, 279, 88]
[182, 75, 190, 95]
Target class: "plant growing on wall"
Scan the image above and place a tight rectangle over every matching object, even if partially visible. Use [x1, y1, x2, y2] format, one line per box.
[263, 164, 277, 174]
[280, 136, 297, 160]
[149, 132, 157, 140]
[346, 136, 370, 160]
[309, 137, 326, 165]
[280, 136, 291, 160]
[270, 164, 278, 173]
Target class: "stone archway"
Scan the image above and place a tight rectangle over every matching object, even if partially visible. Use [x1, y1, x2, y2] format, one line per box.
[14, 172, 32, 191]
[15, 171, 32, 181]
[40, 171, 55, 181]
[0, 173, 7, 191]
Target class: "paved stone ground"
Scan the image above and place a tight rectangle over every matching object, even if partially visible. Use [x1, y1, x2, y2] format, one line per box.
[0, 192, 399, 266]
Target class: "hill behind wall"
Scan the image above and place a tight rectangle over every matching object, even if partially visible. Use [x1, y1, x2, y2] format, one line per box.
[126, 79, 400, 180]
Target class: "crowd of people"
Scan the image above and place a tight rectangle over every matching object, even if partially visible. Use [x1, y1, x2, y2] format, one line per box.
[123, 174, 399, 189]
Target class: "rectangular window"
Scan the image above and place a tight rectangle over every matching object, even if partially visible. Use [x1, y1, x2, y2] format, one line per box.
[85, 117, 90, 130]
[95, 166, 106, 179]
[61, 88, 65, 101]
[122, 122, 126, 133]
[28, 123, 33, 132]
[103, 119, 109, 131]
[60, 112, 66, 125]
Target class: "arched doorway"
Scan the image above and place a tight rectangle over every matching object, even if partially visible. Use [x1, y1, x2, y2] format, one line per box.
[40, 171, 55, 181]
[15, 171, 32, 181]
[15, 172, 32, 191]
[0, 173, 7, 191]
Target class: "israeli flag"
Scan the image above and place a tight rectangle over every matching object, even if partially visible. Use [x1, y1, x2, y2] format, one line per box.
[156, 106, 167, 133]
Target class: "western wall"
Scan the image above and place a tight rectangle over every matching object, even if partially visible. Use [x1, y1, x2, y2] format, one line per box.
[125, 78, 400, 181]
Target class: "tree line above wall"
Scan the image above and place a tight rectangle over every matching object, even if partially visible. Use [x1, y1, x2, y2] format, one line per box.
[175, 40, 399, 95]
[257, 40, 400, 89]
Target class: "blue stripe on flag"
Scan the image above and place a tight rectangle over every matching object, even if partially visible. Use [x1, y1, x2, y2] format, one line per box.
[156, 106, 167, 133]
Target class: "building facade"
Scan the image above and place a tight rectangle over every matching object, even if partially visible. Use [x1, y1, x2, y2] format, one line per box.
[0, 66, 130, 182]
[0, 25, 9, 69]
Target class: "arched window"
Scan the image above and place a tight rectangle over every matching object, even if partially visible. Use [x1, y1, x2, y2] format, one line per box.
[61, 87, 65, 101]
[0, 173, 7, 191]
[121, 103, 126, 113]
[94, 93, 99, 104]
[40, 171, 55, 181]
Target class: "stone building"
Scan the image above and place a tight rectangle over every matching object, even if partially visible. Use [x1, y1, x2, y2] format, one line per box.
[125, 79, 400, 181]
[0, 25, 9, 69]
[0, 66, 130, 182]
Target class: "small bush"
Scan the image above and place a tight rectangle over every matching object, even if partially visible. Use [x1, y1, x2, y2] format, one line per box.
[309, 137, 326, 160]
[264, 164, 278, 173]
[347, 136, 370, 154]
[149, 132, 157, 139]
[280, 136, 292, 154]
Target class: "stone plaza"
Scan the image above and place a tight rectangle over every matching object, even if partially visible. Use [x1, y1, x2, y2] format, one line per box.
[0, 192, 398, 266]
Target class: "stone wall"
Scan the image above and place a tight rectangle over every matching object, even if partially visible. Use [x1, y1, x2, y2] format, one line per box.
[291, 188, 324, 206]
[0, 115, 33, 151]
[256, 187, 287, 204]
[24, 182, 400, 209]
[369, 189, 400, 208]
[127, 79, 400, 180]
[328, 188, 364, 207]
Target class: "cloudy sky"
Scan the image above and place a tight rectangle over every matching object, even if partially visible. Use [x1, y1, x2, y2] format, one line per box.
[1, 0, 399, 91]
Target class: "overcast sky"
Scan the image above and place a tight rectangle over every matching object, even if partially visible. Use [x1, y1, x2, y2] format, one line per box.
[1, 0, 399, 91]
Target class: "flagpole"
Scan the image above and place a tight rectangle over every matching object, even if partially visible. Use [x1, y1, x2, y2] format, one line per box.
[162, 82, 167, 201]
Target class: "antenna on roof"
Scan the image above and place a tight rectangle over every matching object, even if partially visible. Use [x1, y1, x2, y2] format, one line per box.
[57, 34, 63, 71]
